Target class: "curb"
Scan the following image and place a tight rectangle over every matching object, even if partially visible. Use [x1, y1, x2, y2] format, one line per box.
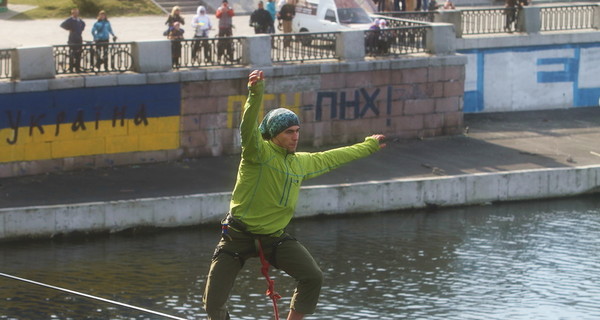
[1, 165, 599, 240]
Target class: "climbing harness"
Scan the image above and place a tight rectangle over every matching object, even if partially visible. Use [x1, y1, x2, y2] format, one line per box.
[221, 214, 289, 320]
[257, 239, 281, 320]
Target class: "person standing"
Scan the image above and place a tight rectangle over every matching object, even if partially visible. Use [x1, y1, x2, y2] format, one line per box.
[192, 6, 213, 63]
[202, 69, 386, 320]
[91, 10, 117, 71]
[278, 0, 296, 46]
[266, 0, 277, 33]
[215, 0, 235, 62]
[168, 21, 184, 68]
[504, 0, 518, 32]
[250, 1, 273, 34]
[166, 6, 185, 28]
[60, 8, 85, 72]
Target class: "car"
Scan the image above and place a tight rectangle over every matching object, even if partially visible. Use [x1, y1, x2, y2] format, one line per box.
[292, 0, 376, 33]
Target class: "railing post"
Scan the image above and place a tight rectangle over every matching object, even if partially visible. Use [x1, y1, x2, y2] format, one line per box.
[519, 6, 541, 34]
[435, 10, 462, 38]
[336, 30, 365, 61]
[243, 35, 273, 67]
[426, 23, 456, 55]
[593, 4, 600, 30]
[131, 40, 172, 73]
[13, 46, 55, 80]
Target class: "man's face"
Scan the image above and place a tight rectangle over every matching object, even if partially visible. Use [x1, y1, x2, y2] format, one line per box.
[272, 125, 300, 153]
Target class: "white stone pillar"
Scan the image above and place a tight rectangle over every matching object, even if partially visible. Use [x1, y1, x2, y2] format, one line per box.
[426, 23, 456, 55]
[434, 10, 462, 38]
[13, 46, 55, 80]
[519, 6, 541, 34]
[243, 35, 273, 67]
[132, 40, 172, 73]
[336, 30, 365, 61]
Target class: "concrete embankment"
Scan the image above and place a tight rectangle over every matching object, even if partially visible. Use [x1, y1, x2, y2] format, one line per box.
[1, 165, 598, 240]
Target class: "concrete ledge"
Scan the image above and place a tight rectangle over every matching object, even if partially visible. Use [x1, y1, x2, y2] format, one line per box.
[1, 165, 598, 240]
[456, 31, 600, 51]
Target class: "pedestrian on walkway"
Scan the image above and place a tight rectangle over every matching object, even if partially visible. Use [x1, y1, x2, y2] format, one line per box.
[266, 0, 277, 33]
[202, 69, 386, 320]
[168, 21, 184, 68]
[192, 6, 213, 63]
[60, 8, 85, 72]
[504, 0, 518, 32]
[164, 6, 185, 36]
[278, 0, 296, 46]
[216, 0, 235, 62]
[91, 10, 117, 71]
[250, 1, 273, 34]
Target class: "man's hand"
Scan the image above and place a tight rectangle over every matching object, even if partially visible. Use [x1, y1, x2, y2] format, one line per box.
[248, 69, 264, 86]
[370, 134, 386, 148]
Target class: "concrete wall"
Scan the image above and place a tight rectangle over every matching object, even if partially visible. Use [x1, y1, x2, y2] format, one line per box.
[0, 55, 466, 178]
[460, 40, 600, 112]
[1, 165, 598, 240]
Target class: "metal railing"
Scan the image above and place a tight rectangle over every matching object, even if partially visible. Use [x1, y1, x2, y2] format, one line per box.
[53, 41, 134, 75]
[0, 49, 11, 79]
[271, 32, 339, 63]
[540, 4, 596, 32]
[175, 36, 244, 69]
[365, 26, 429, 57]
[461, 7, 519, 35]
[375, 11, 436, 23]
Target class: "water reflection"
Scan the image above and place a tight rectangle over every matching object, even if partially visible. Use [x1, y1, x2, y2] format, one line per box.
[1, 196, 599, 319]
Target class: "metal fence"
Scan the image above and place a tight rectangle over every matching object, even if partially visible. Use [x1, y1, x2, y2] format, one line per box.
[0, 49, 11, 79]
[365, 26, 429, 57]
[271, 32, 339, 63]
[53, 42, 134, 75]
[540, 4, 596, 32]
[461, 7, 518, 35]
[175, 36, 244, 69]
[375, 11, 436, 23]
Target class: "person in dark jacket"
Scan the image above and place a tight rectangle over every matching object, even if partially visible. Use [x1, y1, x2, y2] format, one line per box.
[278, 0, 296, 47]
[60, 8, 86, 72]
[250, 1, 274, 34]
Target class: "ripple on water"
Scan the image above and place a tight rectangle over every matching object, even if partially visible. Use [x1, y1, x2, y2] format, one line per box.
[1, 197, 599, 319]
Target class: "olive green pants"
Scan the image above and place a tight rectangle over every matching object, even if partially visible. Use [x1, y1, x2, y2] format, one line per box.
[202, 227, 323, 320]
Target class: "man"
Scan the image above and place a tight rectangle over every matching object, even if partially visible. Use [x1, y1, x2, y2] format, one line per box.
[60, 8, 85, 72]
[202, 70, 386, 320]
[215, 0, 235, 61]
[278, 0, 296, 46]
[250, 1, 274, 34]
[504, 0, 518, 32]
[215, 0, 234, 37]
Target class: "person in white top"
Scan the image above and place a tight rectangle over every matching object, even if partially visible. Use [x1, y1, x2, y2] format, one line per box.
[192, 6, 213, 63]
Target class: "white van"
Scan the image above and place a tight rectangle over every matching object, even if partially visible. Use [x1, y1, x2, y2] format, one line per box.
[292, 0, 376, 33]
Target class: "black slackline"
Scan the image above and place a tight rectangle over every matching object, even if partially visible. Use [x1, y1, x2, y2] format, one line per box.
[0, 272, 186, 320]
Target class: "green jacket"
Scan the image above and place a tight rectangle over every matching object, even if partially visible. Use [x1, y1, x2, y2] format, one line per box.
[230, 80, 381, 235]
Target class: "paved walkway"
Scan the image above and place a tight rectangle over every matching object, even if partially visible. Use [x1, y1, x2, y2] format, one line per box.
[0, 4, 257, 49]
[1, 107, 600, 209]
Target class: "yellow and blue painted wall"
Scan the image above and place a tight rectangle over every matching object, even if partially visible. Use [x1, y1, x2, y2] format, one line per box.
[0, 84, 180, 162]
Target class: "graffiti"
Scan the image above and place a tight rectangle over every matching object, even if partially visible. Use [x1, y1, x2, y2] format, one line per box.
[461, 43, 600, 113]
[315, 88, 381, 121]
[226, 87, 404, 127]
[3, 104, 149, 145]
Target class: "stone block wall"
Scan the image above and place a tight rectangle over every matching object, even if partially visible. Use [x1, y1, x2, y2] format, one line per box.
[179, 56, 466, 158]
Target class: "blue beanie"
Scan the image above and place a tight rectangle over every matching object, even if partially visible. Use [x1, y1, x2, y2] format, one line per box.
[259, 108, 300, 140]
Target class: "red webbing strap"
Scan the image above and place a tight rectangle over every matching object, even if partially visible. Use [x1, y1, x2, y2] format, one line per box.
[257, 239, 281, 320]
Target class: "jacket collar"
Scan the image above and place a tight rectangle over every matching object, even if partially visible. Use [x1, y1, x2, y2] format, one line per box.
[267, 140, 293, 156]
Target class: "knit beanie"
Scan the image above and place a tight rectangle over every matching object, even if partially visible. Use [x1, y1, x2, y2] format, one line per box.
[259, 108, 300, 140]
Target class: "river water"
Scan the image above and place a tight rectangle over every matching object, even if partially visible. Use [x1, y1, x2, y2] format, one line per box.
[1, 195, 599, 320]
